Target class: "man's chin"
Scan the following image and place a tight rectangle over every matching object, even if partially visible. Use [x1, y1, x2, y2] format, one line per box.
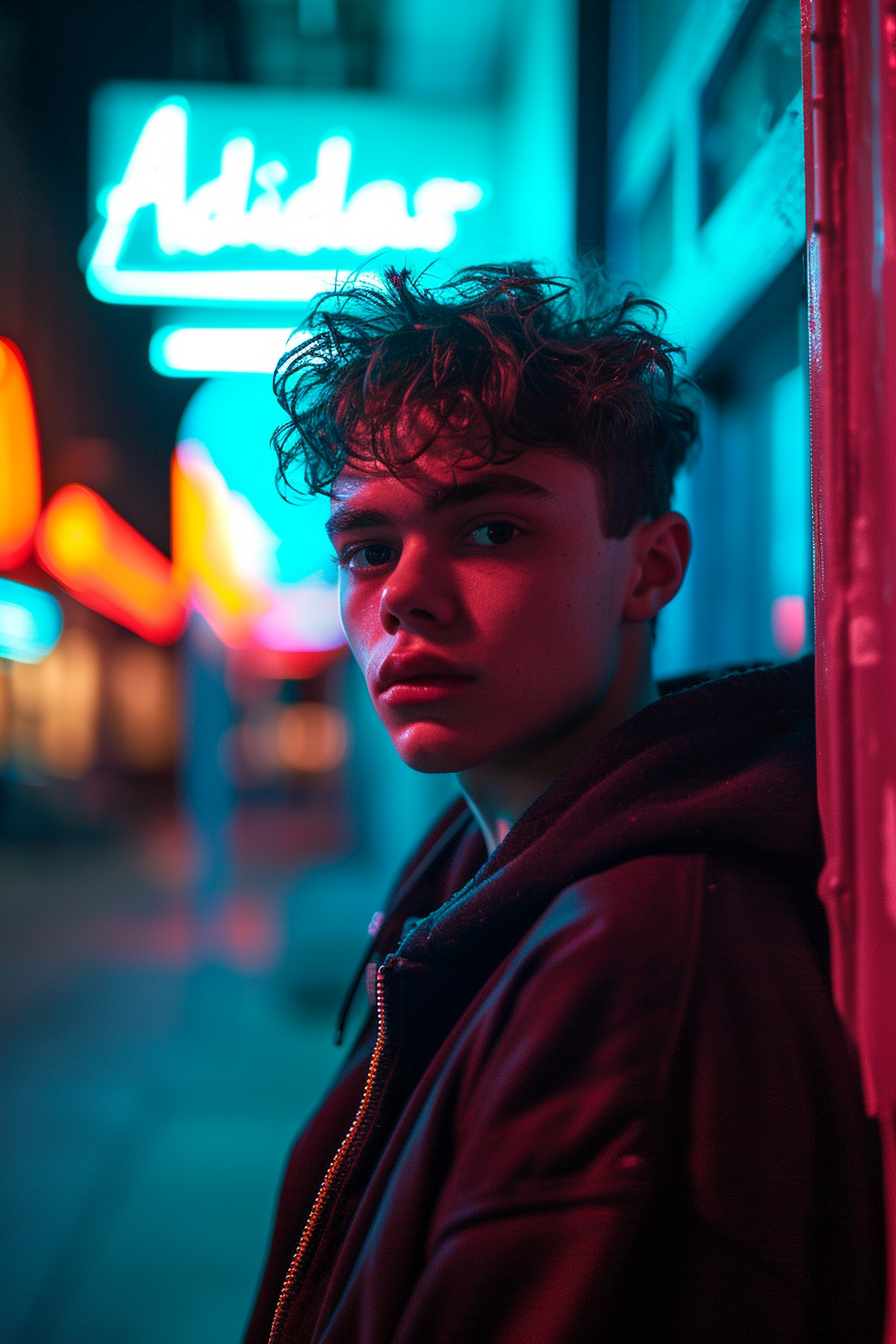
[390, 723, 492, 776]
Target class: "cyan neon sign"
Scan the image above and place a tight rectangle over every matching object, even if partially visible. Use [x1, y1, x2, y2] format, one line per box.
[84, 85, 499, 307]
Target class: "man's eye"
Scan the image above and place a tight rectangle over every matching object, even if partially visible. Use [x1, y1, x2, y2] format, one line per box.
[342, 542, 394, 571]
[468, 522, 519, 547]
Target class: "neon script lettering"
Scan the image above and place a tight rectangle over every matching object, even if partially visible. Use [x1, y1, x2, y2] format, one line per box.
[99, 102, 484, 258]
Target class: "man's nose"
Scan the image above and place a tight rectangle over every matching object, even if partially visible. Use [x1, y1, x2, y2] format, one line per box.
[378, 543, 456, 634]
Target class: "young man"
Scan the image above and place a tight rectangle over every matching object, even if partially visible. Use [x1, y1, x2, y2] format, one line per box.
[245, 265, 883, 1343]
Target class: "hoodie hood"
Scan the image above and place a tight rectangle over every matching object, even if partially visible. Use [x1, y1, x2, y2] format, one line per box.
[388, 656, 823, 977]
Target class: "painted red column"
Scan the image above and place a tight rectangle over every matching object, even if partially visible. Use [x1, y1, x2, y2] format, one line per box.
[802, 0, 896, 1334]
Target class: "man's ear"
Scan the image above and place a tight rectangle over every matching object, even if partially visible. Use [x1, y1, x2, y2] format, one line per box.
[621, 511, 691, 623]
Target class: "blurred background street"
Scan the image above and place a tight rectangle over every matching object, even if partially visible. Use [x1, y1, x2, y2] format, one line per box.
[0, 823, 339, 1344]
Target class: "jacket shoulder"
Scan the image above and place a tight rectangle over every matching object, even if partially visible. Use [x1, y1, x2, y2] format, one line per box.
[428, 855, 706, 1242]
[431, 853, 848, 1244]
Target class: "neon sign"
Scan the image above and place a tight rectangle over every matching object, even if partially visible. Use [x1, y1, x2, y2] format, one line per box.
[84, 85, 499, 307]
[100, 104, 481, 254]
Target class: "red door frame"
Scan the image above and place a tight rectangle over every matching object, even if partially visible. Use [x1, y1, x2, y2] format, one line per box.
[802, 0, 896, 1332]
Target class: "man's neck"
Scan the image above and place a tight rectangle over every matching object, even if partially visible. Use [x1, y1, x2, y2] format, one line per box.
[456, 624, 658, 855]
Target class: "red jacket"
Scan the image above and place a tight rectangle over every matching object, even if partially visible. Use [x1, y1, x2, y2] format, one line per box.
[245, 660, 884, 1343]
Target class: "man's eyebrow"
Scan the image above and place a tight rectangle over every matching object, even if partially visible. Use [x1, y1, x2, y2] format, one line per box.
[325, 507, 390, 540]
[424, 473, 556, 511]
[326, 473, 555, 539]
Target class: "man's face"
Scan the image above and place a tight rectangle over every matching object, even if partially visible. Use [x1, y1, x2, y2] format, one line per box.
[327, 440, 638, 774]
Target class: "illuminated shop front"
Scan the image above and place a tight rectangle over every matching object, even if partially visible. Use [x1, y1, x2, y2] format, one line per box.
[596, 0, 808, 675]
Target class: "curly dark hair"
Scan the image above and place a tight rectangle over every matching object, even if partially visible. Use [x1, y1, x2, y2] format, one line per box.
[272, 262, 700, 537]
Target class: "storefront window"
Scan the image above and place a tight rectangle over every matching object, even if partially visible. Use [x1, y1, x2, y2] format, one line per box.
[638, 0, 692, 93]
[639, 156, 674, 289]
[701, 0, 800, 220]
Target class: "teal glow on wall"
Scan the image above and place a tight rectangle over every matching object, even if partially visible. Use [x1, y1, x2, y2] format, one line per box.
[176, 374, 333, 585]
[175, 375, 344, 653]
[83, 84, 504, 308]
[770, 363, 810, 603]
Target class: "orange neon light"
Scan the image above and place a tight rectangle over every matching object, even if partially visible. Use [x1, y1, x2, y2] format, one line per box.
[170, 448, 268, 646]
[35, 485, 188, 644]
[0, 337, 42, 568]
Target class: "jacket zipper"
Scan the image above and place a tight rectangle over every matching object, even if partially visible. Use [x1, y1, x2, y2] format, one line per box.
[268, 963, 392, 1344]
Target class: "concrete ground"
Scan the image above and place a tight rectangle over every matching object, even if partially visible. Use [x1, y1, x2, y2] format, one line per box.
[0, 826, 352, 1344]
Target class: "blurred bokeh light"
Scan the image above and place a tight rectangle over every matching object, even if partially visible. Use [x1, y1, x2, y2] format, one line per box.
[107, 638, 180, 771]
[0, 576, 62, 664]
[7, 627, 102, 778]
[36, 484, 188, 644]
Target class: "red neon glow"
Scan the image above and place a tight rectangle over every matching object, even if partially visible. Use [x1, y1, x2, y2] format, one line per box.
[0, 337, 42, 568]
[226, 644, 344, 681]
[35, 485, 187, 644]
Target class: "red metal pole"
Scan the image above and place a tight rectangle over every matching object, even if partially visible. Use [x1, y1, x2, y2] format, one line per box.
[802, 0, 896, 1335]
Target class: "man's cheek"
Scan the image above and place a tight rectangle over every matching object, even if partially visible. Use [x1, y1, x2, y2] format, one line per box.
[338, 589, 353, 647]
[341, 596, 384, 685]
[338, 584, 365, 648]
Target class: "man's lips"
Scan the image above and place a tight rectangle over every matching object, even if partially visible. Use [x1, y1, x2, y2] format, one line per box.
[374, 658, 475, 705]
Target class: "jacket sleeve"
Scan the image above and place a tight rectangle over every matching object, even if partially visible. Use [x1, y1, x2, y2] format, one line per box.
[376, 855, 882, 1343]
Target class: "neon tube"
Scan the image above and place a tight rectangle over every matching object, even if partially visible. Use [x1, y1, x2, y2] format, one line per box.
[35, 485, 187, 644]
[0, 338, 42, 569]
[85, 261, 370, 306]
[150, 327, 308, 376]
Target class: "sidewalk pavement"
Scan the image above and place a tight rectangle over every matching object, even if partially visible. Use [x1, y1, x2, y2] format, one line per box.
[0, 830, 346, 1344]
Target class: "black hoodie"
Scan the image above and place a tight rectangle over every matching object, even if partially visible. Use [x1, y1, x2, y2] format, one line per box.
[246, 658, 884, 1344]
